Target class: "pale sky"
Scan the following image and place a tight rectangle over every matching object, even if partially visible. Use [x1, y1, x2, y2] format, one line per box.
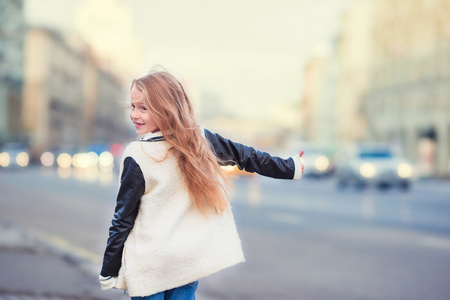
[25, 0, 356, 119]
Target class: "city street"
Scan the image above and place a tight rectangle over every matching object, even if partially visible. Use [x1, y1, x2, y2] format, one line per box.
[1, 166, 450, 300]
[1, 0, 449, 299]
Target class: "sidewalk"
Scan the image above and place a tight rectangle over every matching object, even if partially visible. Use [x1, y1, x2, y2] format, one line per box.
[0, 222, 217, 300]
[0, 222, 128, 300]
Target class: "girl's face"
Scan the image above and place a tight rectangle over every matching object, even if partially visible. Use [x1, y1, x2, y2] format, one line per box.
[130, 85, 159, 135]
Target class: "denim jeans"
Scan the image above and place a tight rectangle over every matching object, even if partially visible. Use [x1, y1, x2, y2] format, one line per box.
[131, 281, 198, 300]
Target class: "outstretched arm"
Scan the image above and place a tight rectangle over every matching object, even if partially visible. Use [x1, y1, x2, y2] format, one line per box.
[205, 128, 304, 180]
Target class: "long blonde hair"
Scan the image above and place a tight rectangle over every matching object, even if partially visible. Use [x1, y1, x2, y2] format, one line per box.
[132, 70, 230, 215]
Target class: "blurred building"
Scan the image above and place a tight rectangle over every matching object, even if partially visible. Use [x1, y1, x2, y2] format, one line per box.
[92, 67, 131, 143]
[335, 0, 374, 143]
[0, 0, 26, 145]
[300, 44, 337, 151]
[74, 0, 144, 83]
[301, 0, 374, 154]
[365, 0, 450, 177]
[302, 0, 449, 177]
[300, 51, 327, 143]
[22, 27, 130, 159]
[203, 115, 287, 154]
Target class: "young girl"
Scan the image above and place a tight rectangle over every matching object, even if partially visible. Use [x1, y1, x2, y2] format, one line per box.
[99, 70, 304, 299]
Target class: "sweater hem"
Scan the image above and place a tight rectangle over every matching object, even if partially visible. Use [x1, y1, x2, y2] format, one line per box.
[128, 256, 245, 297]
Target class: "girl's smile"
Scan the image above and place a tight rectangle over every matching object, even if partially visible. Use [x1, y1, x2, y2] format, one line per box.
[130, 85, 159, 135]
[133, 121, 144, 128]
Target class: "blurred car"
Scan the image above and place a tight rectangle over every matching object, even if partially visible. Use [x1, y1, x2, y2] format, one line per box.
[336, 144, 414, 190]
[302, 147, 332, 177]
[283, 141, 333, 178]
[0, 142, 30, 168]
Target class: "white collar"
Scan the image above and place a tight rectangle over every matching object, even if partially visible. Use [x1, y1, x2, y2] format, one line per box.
[140, 131, 164, 141]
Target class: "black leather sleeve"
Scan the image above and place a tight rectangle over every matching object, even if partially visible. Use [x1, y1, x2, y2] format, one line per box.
[204, 128, 295, 179]
[100, 157, 145, 277]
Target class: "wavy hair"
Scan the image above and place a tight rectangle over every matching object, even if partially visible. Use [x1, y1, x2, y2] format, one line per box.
[132, 70, 230, 215]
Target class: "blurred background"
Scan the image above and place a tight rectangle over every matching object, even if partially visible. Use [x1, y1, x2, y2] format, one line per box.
[1, 0, 450, 299]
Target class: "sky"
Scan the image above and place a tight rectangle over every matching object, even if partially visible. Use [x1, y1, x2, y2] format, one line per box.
[25, 0, 356, 119]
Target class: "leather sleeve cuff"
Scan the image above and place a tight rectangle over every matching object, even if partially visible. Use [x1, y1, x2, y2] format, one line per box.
[291, 155, 304, 180]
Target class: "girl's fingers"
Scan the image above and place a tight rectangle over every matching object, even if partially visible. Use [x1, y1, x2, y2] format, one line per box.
[299, 150, 305, 174]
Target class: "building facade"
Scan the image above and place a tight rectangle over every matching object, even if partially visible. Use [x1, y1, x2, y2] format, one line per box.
[74, 0, 144, 83]
[22, 27, 130, 159]
[335, 0, 374, 143]
[0, 0, 25, 145]
[365, 0, 450, 176]
[300, 48, 332, 144]
[300, 0, 374, 155]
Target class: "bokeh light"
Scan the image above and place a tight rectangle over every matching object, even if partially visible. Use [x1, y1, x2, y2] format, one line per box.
[16, 152, 29, 167]
[315, 156, 330, 171]
[360, 163, 376, 178]
[40, 152, 55, 167]
[99, 151, 114, 171]
[0, 153, 10, 167]
[398, 163, 414, 179]
[57, 153, 72, 168]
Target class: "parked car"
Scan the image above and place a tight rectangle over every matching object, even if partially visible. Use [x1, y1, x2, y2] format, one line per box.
[336, 144, 414, 190]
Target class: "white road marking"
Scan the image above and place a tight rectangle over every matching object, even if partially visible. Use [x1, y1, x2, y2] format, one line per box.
[30, 229, 102, 264]
[420, 236, 450, 251]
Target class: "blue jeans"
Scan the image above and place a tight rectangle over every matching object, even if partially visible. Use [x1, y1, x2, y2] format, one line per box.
[131, 281, 198, 300]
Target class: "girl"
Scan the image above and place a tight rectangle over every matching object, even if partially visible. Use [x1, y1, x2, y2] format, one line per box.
[99, 70, 304, 299]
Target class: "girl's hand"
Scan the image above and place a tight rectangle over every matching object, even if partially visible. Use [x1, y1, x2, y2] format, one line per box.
[99, 275, 118, 290]
[299, 151, 304, 174]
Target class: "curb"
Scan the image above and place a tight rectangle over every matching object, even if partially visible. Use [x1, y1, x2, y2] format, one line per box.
[0, 222, 217, 299]
[0, 222, 117, 299]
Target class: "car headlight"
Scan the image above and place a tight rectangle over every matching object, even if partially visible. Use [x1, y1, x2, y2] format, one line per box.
[360, 163, 376, 178]
[315, 156, 329, 171]
[398, 163, 413, 178]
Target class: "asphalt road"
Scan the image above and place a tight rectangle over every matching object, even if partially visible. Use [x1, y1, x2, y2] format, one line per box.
[1, 166, 450, 300]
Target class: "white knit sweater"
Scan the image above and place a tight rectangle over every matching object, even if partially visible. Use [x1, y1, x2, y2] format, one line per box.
[109, 131, 245, 297]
